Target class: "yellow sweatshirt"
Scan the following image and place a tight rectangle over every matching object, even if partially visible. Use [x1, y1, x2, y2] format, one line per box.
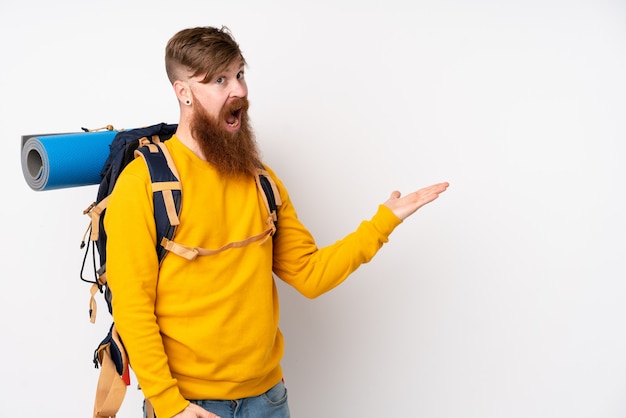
[105, 135, 402, 417]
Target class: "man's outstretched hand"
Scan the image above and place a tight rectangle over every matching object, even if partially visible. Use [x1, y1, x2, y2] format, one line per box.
[383, 182, 449, 221]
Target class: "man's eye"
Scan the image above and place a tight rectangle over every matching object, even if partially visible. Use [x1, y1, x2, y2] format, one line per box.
[237, 71, 244, 79]
[216, 77, 224, 84]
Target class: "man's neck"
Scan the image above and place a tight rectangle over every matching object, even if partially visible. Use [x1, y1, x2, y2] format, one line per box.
[174, 122, 206, 161]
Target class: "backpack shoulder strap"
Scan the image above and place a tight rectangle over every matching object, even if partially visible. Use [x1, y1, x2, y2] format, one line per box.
[134, 142, 182, 263]
[256, 168, 281, 227]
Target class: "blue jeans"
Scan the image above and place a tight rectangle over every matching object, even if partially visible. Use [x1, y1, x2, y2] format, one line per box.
[146, 381, 290, 418]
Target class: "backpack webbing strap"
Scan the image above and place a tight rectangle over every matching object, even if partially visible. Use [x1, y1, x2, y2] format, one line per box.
[89, 283, 99, 324]
[83, 197, 109, 242]
[144, 398, 155, 418]
[151, 181, 182, 227]
[93, 326, 128, 418]
[161, 223, 275, 260]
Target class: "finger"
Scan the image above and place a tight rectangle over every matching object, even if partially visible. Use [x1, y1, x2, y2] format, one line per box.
[412, 185, 446, 206]
[434, 182, 450, 191]
[423, 182, 449, 192]
[418, 182, 449, 198]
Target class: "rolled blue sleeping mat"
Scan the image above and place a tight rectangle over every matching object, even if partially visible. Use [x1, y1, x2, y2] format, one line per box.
[21, 130, 119, 191]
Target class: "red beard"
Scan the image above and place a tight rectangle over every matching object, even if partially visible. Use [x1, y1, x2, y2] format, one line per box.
[190, 96, 261, 178]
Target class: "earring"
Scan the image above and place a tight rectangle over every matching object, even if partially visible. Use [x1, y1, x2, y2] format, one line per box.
[185, 99, 192, 106]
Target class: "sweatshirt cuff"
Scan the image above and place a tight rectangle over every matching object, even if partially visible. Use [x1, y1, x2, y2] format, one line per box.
[150, 387, 189, 418]
[370, 204, 402, 240]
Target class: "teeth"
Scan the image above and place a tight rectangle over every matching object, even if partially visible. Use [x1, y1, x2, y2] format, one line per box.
[226, 108, 241, 128]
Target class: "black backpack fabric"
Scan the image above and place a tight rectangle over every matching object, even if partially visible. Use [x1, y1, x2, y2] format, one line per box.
[81, 123, 178, 319]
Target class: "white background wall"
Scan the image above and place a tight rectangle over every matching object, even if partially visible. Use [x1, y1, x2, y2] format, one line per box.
[2, 0, 625, 417]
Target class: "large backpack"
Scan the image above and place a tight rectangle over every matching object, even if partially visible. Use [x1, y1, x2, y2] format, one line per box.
[80, 122, 281, 418]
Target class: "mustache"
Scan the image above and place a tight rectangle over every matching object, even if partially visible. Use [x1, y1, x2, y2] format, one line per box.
[221, 97, 249, 117]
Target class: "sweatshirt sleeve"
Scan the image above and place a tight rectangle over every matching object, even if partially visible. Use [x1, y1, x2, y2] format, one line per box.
[104, 159, 190, 418]
[270, 172, 402, 299]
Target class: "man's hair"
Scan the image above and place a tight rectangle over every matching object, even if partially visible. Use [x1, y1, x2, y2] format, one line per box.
[165, 26, 246, 85]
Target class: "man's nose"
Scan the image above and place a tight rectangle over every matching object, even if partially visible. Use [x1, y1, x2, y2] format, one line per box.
[230, 79, 247, 98]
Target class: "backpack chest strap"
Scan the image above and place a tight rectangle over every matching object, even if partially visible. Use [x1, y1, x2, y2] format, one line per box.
[161, 220, 275, 261]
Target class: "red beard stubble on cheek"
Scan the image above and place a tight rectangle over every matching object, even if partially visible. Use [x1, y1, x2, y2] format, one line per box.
[190, 96, 261, 178]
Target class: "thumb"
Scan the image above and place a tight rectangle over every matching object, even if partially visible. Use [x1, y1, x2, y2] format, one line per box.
[389, 190, 401, 199]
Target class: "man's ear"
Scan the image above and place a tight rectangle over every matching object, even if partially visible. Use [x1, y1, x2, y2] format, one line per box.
[173, 80, 191, 106]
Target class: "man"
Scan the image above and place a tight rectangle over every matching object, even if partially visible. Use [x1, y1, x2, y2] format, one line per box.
[105, 26, 449, 418]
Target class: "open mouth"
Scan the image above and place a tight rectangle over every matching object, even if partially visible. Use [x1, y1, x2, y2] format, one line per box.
[222, 97, 248, 130]
[225, 107, 242, 129]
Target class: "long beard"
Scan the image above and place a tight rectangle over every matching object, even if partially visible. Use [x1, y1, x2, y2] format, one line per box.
[190, 97, 261, 178]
